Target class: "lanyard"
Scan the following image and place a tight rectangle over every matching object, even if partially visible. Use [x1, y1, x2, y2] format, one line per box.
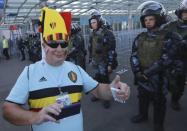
[41, 60, 64, 88]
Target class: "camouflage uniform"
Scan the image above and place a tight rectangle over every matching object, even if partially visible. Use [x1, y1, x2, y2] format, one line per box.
[89, 27, 116, 82]
[162, 0, 187, 110]
[130, 1, 183, 131]
[131, 29, 168, 130]
[89, 19, 117, 108]
[68, 29, 86, 70]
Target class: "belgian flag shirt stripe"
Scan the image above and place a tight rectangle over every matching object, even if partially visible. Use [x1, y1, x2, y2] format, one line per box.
[29, 85, 83, 99]
[29, 92, 82, 108]
[28, 85, 83, 119]
[29, 92, 82, 107]
[30, 102, 81, 120]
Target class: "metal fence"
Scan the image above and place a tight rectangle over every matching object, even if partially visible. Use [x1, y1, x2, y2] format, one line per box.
[83, 29, 143, 71]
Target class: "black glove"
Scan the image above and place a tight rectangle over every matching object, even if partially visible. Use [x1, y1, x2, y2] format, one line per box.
[89, 57, 92, 63]
[143, 63, 160, 77]
[135, 72, 149, 83]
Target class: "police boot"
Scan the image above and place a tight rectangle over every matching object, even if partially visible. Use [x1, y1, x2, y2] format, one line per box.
[102, 100, 110, 109]
[153, 96, 166, 131]
[21, 57, 25, 61]
[131, 114, 148, 123]
[171, 94, 181, 111]
[171, 101, 181, 111]
[154, 124, 164, 131]
[131, 90, 149, 123]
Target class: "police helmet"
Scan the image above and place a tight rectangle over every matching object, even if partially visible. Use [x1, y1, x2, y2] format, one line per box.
[71, 23, 81, 34]
[137, 1, 166, 28]
[90, 9, 102, 18]
[100, 17, 113, 30]
[88, 9, 103, 29]
[175, 0, 187, 19]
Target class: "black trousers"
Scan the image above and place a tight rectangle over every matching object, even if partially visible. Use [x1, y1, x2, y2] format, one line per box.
[170, 74, 186, 102]
[137, 87, 166, 126]
[92, 66, 110, 105]
[20, 48, 25, 60]
[3, 48, 10, 59]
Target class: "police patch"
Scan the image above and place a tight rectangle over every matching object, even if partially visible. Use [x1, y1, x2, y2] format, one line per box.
[68, 71, 77, 83]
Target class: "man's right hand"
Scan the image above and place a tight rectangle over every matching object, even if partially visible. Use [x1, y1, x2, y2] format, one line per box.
[32, 103, 61, 124]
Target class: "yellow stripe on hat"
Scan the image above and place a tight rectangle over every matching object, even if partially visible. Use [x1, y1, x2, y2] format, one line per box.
[29, 93, 82, 108]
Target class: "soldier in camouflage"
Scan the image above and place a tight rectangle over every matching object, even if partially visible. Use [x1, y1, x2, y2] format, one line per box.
[163, 0, 187, 111]
[90, 9, 113, 30]
[67, 23, 87, 70]
[130, 1, 182, 131]
[88, 12, 117, 109]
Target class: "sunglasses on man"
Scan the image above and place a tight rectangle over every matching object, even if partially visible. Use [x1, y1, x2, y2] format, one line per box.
[46, 41, 68, 48]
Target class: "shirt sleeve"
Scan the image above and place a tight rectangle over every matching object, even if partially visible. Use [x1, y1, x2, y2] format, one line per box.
[77, 66, 99, 93]
[5, 66, 29, 105]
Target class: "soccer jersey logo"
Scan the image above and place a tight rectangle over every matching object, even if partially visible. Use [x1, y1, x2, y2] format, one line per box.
[68, 71, 77, 83]
[39, 76, 47, 82]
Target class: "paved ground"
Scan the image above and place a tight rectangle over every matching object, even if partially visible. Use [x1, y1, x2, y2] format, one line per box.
[0, 56, 187, 131]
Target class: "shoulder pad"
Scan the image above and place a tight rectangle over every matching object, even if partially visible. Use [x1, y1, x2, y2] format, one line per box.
[161, 20, 177, 30]
[171, 32, 183, 41]
[165, 31, 183, 41]
[133, 32, 146, 45]
[135, 32, 147, 39]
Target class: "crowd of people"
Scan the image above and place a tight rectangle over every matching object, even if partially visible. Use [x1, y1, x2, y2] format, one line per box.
[1, 0, 187, 131]
[0, 33, 41, 62]
[2, 6, 129, 131]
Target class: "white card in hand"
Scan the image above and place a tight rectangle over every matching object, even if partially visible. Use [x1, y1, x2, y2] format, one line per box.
[111, 87, 125, 103]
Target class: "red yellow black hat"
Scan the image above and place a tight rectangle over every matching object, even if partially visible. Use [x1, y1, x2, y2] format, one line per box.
[39, 7, 71, 43]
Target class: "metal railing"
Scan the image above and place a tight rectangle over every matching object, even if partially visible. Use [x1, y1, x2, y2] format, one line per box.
[83, 29, 143, 71]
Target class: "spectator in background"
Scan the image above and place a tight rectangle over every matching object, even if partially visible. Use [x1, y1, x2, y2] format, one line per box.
[2, 36, 10, 60]
[18, 38, 26, 61]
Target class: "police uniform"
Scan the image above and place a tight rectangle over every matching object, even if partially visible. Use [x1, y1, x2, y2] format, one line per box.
[130, 1, 174, 131]
[163, 20, 187, 110]
[68, 30, 86, 70]
[18, 39, 26, 61]
[6, 60, 98, 131]
[89, 22, 117, 108]
[130, 29, 168, 130]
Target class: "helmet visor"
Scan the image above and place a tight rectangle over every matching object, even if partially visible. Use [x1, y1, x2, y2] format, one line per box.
[137, 1, 166, 16]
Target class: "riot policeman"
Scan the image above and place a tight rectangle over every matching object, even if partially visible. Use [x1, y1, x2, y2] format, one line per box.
[88, 12, 117, 109]
[163, 0, 187, 111]
[90, 9, 113, 30]
[17, 38, 26, 61]
[67, 23, 87, 70]
[130, 1, 173, 131]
